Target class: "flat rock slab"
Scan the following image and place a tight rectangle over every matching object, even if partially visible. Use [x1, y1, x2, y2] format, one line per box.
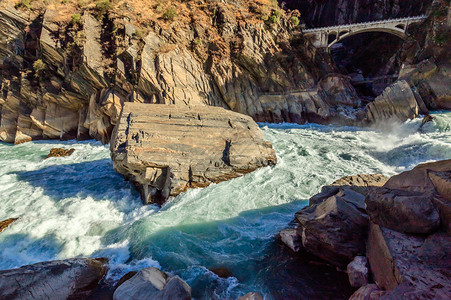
[110, 103, 277, 204]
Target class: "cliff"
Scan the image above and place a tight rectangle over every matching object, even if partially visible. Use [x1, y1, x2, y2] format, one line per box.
[1, 0, 364, 144]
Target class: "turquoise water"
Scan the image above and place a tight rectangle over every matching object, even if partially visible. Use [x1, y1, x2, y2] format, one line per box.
[0, 112, 450, 299]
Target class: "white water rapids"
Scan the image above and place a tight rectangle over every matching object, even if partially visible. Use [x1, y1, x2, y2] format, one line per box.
[0, 112, 450, 299]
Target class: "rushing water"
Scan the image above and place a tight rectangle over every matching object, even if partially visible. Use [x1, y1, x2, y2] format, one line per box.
[0, 112, 450, 299]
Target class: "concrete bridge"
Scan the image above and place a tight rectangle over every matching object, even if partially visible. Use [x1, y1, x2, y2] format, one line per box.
[304, 16, 427, 49]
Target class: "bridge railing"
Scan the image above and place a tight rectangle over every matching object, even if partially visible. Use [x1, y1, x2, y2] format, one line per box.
[303, 15, 426, 33]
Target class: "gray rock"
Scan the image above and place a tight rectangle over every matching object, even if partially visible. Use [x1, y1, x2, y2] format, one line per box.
[365, 80, 426, 123]
[279, 228, 303, 252]
[295, 194, 368, 266]
[0, 258, 108, 300]
[238, 292, 264, 300]
[347, 256, 369, 288]
[349, 284, 385, 300]
[113, 267, 191, 300]
[110, 103, 277, 205]
[366, 188, 440, 234]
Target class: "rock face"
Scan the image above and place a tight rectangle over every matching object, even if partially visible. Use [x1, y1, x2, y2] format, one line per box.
[0, 218, 18, 233]
[45, 148, 76, 159]
[0, 258, 108, 299]
[110, 103, 277, 205]
[113, 267, 191, 300]
[364, 80, 427, 123]
[280, 159, 451, 299]
[279, 174, 388, 266]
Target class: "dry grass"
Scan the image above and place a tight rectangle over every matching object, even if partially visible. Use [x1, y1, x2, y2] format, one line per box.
[3, 0, 281, 27]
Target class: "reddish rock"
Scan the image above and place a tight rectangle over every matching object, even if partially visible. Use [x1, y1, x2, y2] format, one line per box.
[45, 148, 76, 159]
[349, 284, 385, 300]
[0, 218, 18, 233]
[238, 292, 264, 300]
[366, 222, 451, 298]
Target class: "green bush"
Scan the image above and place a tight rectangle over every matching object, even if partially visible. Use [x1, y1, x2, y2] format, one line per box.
[289, 16, 300, 26]
[269, 15, 279, 24]
[33, 59, 46, 77]
[163, 8, 177, 21]
[434, 32, 450, 45]
[95, 0, 112, 16]
[15, 0, 31, 10]
[71, 14, 82, 25]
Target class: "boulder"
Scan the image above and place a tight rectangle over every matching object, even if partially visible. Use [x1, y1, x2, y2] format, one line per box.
[45, 148, 76, 159]
[383, 159, 451, 193]
[366, 188, 440, 234]
[349, 284, 385, 300]
[295, 194, 368, 267]
[279, 228, 303, 252]
[366, 222, 451, 298]
[365, 80, 427, 123]
[113, 267, 191, 300]
[0, 258, 108, 300]
[238, 292, 264, 300]
[346, 256, 369, 288]
[0, 218, 18, 233]
[110, 103, 277, 205]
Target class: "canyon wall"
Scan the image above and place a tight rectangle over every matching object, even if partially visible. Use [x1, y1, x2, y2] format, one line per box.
[284, 0, 433, 27]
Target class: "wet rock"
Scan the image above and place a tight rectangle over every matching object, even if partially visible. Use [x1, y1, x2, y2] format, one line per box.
[209, 267, 233, 278]
[349, 284, 385, 300]
[279, 228, 303, 252]
[366, 188, 440, 234]
[110, 103, 277, 205]
[113, 267, 191, 300]
[45, 148, 76, 159]
[0, 218, 18, 233]
[366, 222, 451, 298]
[114, 271, 138, 290]
[238, 292, 264, 300]
[0, 258, 108, 299]
[346, 256, 369, 288]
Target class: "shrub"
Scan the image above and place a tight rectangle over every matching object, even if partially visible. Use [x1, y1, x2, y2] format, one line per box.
[33, 59, 46, 77]
[163, 8, 177, 21]
[290, 16, 300, 26]
[269, 15, 279, 24]
[95, 0, 112, 16]
[15, 0, 31, 10]
[71, 14, 82, 25]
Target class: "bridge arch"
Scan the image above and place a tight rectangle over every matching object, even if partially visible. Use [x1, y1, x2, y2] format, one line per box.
[328, 27, 406, 48]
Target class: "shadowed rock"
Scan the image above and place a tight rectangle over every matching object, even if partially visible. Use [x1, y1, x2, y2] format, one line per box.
[0, 258, 108, 299]
[113, 267, 191, 300]
[110, 103, 277, 205]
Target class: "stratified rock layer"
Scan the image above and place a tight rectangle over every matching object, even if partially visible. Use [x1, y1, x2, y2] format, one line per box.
[110, 103, 277, 204]
[0, 258, 108, 300]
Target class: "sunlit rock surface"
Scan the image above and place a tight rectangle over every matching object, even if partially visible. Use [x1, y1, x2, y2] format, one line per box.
[110, 103, 277, 205]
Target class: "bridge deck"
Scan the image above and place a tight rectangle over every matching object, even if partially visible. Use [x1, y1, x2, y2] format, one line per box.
[303, 15, 426, 33]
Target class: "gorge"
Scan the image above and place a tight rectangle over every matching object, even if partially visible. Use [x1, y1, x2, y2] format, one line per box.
[0, 0, 450, 299]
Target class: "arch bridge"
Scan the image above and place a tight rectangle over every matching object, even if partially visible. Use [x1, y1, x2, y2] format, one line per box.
[303, 16, 427, 49]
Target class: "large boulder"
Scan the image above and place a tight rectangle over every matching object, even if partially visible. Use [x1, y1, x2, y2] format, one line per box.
[365, 80, 427, 123]
[366, 188, 440, 234]
[0, 258, 108, 300]
[110, 103, 277, 205]
[366, 222, 451, 298]
[113, 267, 191, 300]
[295, 191, 369, 266]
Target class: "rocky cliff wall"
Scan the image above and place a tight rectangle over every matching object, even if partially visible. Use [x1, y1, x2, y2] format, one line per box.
[2, 1, 366, 144]
[284, 0, 433, 27]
